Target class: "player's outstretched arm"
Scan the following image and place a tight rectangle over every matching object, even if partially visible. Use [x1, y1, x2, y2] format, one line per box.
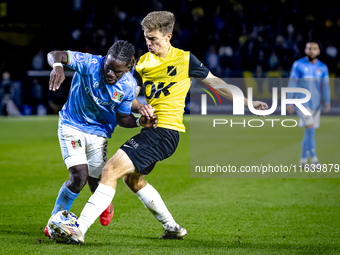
[47, 51, 68, 91]
[203, 72, 268, 117]
[116, 112, 158, 129]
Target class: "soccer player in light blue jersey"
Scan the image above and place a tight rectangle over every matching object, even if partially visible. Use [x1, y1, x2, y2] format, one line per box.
[45, 40, 157, 238]
[287, 42, 331, 167]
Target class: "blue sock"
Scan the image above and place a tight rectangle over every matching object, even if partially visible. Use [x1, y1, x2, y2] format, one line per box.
[301, 129, 309, 159]
[306, 127, 317, 158]
[51, 181, 79, 215]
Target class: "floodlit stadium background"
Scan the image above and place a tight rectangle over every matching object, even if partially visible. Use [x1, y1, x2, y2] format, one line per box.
[1, 0, 340, 114]
[1, 1, 340, 254]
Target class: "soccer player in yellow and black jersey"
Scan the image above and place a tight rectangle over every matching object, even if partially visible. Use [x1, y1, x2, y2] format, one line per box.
[54, 11, 268, 244]
[133, 45, 203, 132]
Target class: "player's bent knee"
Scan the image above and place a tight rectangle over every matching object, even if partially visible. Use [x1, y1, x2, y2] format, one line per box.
[101, 149, 136, 185]
[67, 164, 89, 193]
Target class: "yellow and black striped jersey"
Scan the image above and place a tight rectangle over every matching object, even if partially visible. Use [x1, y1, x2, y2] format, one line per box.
[134, 45, 209, 132]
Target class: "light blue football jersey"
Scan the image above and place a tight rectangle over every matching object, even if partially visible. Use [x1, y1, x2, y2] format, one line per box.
[287, 56, 330, 110]
[59, 51, 137, 138]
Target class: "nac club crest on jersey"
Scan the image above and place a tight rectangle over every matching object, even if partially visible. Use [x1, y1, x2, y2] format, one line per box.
[74, 52, 85, 62]
[167, 66, 177, 76]
[71, 139, 82, 149]
[112, 91, 124, 103]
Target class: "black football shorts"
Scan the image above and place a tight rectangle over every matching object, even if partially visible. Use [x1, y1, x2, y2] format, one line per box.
[120, 127, 179, 175]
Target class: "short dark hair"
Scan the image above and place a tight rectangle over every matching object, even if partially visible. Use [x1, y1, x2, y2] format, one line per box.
[107, 40, 135, 66]
[141, 11, 175, 35]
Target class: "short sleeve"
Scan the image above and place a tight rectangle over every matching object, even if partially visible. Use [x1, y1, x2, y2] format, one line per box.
[189, 53, 209, 78]
[66, 51, 97, 75]
[115, 87, 136, 116]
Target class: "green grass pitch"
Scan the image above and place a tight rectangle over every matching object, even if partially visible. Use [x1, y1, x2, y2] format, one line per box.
[0, 115, 339, 254]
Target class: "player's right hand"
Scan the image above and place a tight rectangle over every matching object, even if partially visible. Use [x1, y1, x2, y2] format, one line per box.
[49, 66, 65, 91]
[138, 104, 155, 119]
[140, 115, 158, 129]
[324, 103, 331, 113]
[287, 105, 295, 115]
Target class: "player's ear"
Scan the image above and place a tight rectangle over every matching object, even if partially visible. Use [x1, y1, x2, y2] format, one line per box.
[126, 56, 135, 72]
[166, 33, 173, 42]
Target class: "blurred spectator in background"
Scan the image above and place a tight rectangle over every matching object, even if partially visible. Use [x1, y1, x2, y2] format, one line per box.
[253, 64, 266, 94]
[2, 0, 340, 110]
[0, 71, 10, 115]
[32, 48, 46, 70]
[205, 45, 222, 76]
[219, 45, 233, 76]
[256, 49, 269, 71]
[10, 80, 22, 112]
[268, 51, 280, 70]
[0, 72, 21, 116]
[30, 78, 47, 116]
[325, 42, 338, 72]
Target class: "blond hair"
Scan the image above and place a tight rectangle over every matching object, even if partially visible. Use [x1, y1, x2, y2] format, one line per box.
[141, 11, 175, 35]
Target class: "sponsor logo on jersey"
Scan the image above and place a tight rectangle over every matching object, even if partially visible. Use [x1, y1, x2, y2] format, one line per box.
[93, 81, 99, 88]
[74, 52, 85, 62]
[112, 91, 124, 102]
[167, 66, 177, 76]
[85, 87, 113, 106]
[316, 69, 321, 75]
[143, 81, 176, 99]
[71, 139, 82, 149]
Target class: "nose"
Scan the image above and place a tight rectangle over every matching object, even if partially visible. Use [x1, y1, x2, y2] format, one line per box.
[107, 69, 116, 78]
[146, 39, 151, 46]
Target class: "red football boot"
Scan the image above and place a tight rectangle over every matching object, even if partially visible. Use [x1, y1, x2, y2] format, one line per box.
[44, 226, 51, 239]
[99, 202, 114, 226]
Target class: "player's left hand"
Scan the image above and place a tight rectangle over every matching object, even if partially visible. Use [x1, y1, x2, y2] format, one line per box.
[324, 103, 331, 113]
[140, 115, 158, 128]
[252, 101, 268, 118]
[138, 104, 155, 119]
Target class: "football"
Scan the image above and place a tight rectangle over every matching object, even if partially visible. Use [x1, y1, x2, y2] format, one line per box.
[46, 210, 79, 243]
